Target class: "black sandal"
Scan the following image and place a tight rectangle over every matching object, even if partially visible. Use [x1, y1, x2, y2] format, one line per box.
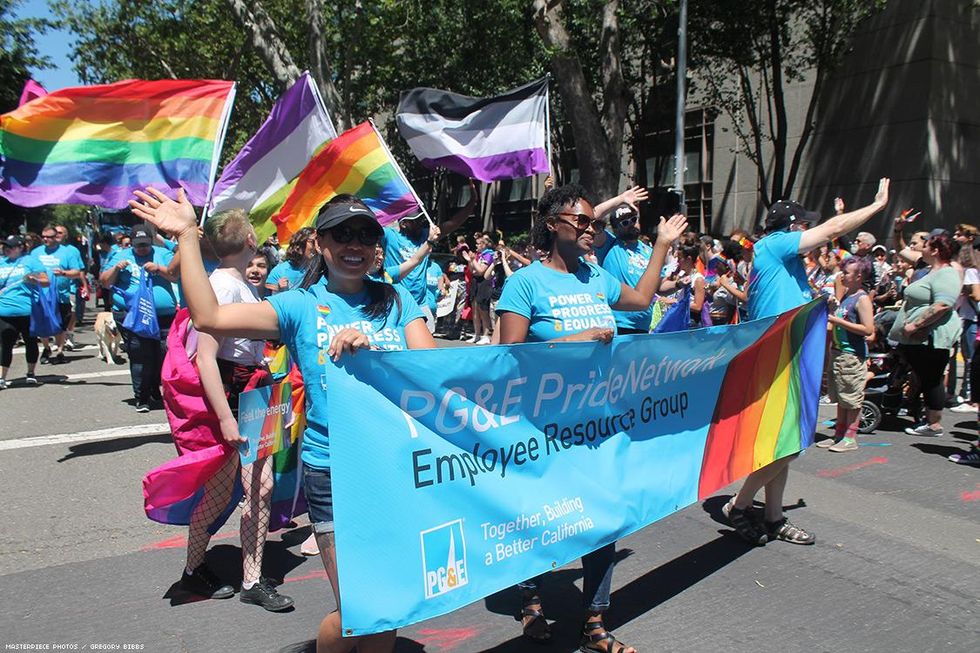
[580, 619, 634, 653]
[517, 595, 551, 643]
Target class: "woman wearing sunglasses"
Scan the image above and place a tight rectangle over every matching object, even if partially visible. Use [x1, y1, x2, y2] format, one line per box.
[130, 188, 434, 653]
[495, 183, 686, 653]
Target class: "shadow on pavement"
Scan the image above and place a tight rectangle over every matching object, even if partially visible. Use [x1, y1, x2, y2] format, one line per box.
[56, 432, 172, 462]
[910, 442, 971, 460]
[276, 636, 425, 653]
[949, 430, 976, 442]
[161, 541, 307, 608]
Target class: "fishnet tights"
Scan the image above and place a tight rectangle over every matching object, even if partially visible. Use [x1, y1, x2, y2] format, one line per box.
[184, 454, 274, 584]
[240, 455, 274, 584]
[185, 454, 239, 571]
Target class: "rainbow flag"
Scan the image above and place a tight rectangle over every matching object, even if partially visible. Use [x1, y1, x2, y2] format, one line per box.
[271, 121, 421, 243]
[0, 79, 236, 209]
[697, 299, 825, 498]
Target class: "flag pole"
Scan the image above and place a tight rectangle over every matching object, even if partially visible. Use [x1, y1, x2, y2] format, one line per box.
[369, 118, 434, 227]
[200, 82, 238, 226]
[544, 74, 553, 178]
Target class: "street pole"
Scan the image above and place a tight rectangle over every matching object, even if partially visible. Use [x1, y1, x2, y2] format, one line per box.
[672, 0, 689, 219]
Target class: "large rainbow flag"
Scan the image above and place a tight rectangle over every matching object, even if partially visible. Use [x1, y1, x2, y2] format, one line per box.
[0, 79, 236, 209]
[271, 121, 421, 243]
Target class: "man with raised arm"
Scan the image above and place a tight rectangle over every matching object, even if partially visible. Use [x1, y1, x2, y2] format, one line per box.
[723, 179, 890, 546]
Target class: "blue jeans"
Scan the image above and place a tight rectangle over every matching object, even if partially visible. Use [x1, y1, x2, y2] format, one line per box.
[961, 320, 977, 398]
[117, 311, 172, 403]
[517, 541, 616, 612]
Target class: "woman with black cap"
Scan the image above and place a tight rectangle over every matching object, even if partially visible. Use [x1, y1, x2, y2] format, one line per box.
[0, 235, 49, 388]
[129, 186, 435, 653]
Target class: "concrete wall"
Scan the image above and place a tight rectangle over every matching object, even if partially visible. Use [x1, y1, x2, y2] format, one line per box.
[707, 0, 979, 242]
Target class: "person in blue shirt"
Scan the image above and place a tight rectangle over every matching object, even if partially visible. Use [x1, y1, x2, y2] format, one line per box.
[496, 183, 687, 653]
[0, 235, 49, 388]
[383, 179, 476, 329]
[30, 224, 85, 364]
[599, 202, 660, 334]
[129, 187, 435, 653]
[722, 178, 890, 549]
[266, 227, 315, 294]
[99, 224, 179, 412]
[425, 259, 446, 315]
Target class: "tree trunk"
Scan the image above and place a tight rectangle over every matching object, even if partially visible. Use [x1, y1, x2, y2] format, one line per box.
[306, 0, 347, 131]
[532, 0, 623, 200]
[225, 0, 301, 89]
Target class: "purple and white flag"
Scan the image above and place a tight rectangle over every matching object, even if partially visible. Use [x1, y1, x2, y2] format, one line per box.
[209, 72, 336, 240]
[395, 77, 550, 181]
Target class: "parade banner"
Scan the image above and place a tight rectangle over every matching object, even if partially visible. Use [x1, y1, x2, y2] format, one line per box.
[327, 300, 826, 635]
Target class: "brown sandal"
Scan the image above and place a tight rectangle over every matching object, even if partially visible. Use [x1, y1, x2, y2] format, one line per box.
[580, 619, 635, 653]
[517, 595, 551, 643]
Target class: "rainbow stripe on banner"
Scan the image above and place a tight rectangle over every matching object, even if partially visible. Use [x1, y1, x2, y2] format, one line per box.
[698, 300, 825, 497]
[271, 121, 421, 242]
[0, 79, 235, 209]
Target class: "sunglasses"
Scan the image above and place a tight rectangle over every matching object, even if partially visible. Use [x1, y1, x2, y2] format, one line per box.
[555, 212, 604, 232]
[324, 222, 382, 246]
[612, 215, 638, 228]
[41, 234, 56, 239]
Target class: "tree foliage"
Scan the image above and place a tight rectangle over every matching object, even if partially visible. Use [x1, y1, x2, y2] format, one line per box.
[690, 0, 886, 207]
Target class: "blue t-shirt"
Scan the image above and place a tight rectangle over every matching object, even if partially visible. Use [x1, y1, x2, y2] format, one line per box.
[496, 260, 621, 342]
[30, 244, 84, 302]
[601, 238, 654, 331]
[0, 255, 45, 318]
[425, 261, 443, 313]
[103, 246, 177, 316]
[267, 279, 424, 469]
[593, 229, 617, 265]
[383, 226, 429, 305]
[747, 230, 811, 321]
[267, 259, 307, 292]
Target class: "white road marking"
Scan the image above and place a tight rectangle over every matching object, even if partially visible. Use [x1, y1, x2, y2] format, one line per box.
[0, 423, 171, 452]
[55, 369, 131, 381]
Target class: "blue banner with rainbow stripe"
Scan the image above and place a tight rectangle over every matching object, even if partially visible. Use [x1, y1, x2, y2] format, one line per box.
[327, 299, 826, 635]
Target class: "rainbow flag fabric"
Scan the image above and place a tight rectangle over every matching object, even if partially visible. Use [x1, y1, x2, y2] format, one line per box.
[0, 79, 236, 209]
[271, 121, 421, 243]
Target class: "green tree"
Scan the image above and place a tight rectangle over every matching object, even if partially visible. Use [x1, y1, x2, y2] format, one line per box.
[690, 0, 886, 207]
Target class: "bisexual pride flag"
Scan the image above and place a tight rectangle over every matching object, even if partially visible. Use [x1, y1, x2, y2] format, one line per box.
[0, 79, 236, 209]
[396, 77, 550, 181]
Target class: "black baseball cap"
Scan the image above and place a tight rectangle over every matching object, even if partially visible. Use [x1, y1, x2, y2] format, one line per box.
[315, 201, 380, 232]
[765, 200, 820, 232]
[3, 235, 25, 248]
[131, 224, 154, 247]
[607, 203, 638, 227]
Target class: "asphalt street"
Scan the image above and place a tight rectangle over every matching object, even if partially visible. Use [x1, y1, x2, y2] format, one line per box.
[0, 309, 977, 653]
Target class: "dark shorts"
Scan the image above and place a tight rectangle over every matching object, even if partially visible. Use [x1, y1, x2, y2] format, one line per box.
[303, 464, 335, 534]
[58, 302, 72, 330]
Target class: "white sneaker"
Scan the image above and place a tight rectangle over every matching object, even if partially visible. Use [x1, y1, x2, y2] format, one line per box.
[477, 335, 491, 345]
[466, 334, 479, 343]
[950, 403, 977, 413]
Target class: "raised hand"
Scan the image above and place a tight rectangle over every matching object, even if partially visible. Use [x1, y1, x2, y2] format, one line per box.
[656, 213, 688, 245]
[129, 187, 197, 237]
[427, 224, 442, 244]
[873, 178, 890, 208]
[621, 185, 649, 209]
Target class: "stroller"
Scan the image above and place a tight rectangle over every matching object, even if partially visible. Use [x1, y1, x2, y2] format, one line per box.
[858, 309, 913, 433]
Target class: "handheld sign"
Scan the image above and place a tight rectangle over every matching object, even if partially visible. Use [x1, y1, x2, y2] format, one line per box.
[237, 380, 296, 466]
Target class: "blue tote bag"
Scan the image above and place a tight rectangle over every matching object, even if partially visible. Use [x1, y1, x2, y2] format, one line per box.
[30, 275, 62, 337]
[122, 268, 160, 339]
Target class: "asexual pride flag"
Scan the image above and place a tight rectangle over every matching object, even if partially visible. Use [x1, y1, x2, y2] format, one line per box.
[395, 77, 550, 181]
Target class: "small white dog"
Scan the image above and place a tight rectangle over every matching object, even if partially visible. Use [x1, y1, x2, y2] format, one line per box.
[94, 312, 124, 365]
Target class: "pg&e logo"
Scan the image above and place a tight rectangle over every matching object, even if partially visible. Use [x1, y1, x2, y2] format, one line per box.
[420, 519, 468, 599]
